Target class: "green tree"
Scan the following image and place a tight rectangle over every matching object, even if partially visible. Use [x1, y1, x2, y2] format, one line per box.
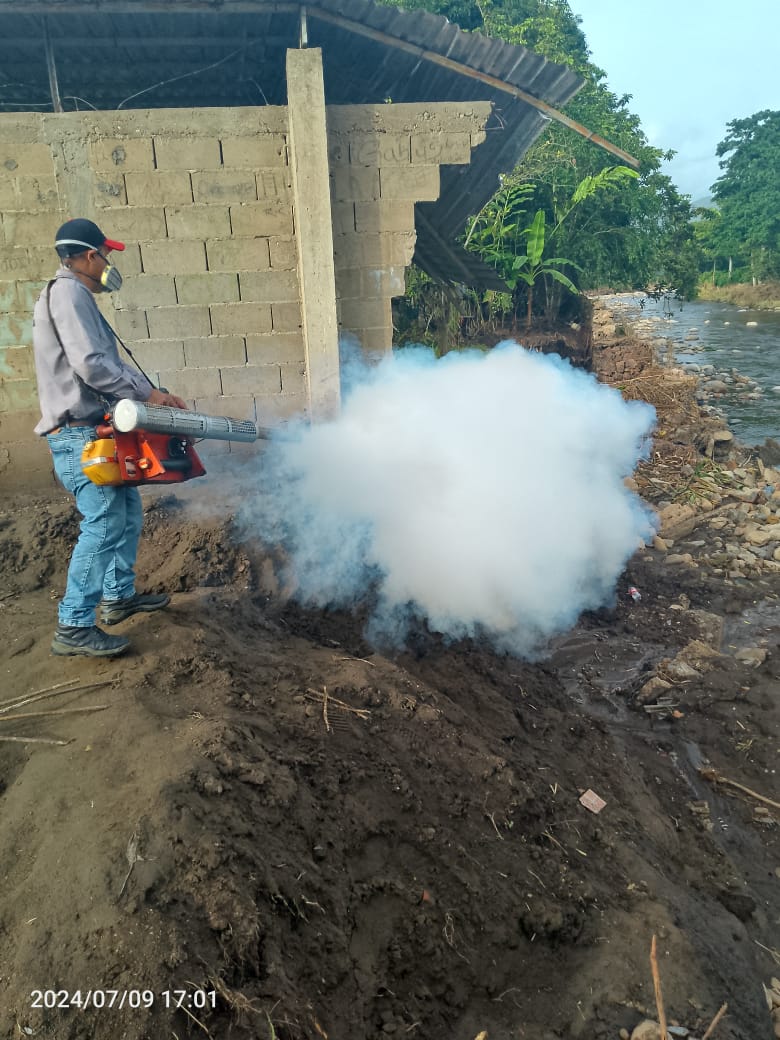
[710, 110, 780, 281]
[381, 0, 700, 319]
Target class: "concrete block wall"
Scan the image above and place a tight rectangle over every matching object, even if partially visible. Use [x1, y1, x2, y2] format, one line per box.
[327, 103, 491, 355]
[0, 107, 303, 489]
[1, 100, 491, 491]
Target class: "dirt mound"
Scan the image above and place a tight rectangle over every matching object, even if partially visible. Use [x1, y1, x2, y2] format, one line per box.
[0, 484, 778, 1040]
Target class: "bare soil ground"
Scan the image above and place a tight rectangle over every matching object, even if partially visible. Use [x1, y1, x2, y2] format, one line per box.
[0, 328, 778, 1040]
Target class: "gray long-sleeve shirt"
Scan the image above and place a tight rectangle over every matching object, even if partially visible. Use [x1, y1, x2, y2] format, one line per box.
[32, 267, 152, 435]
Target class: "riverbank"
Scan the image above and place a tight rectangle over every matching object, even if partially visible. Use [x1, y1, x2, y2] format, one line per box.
[698, 280, 780, 311]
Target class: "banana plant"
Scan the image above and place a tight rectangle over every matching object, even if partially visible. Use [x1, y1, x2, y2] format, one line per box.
[512, 208, 582, 328]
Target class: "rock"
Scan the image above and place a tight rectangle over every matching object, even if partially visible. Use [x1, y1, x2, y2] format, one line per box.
[728, 488, 759, 504]
[775, 547, 780, 562]
[676, 640, 723, 671]
[630, 1021, 661, 1040]
[685, 610, 724, 648]
[620, 1030, 630, 1040]
[637, 677, 673, 704]
[624, 476, 639, 493]
[652, 535, 668, 552]
[665, 553, 695, 566]
[734, 647, 768, 667]
[658, 502, 698, 539]
[745, 526, 780, 547]
[664, 658, 701, 681]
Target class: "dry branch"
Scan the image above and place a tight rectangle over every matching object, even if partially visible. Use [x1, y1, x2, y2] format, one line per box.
[0, 680, 114, 715]
[0, 705, 108, 723]
[650, 934, 668, 1040]
[699, 768, 780, 812]
[701, 1002, 728, 1040]
[0, 734, 71, 746]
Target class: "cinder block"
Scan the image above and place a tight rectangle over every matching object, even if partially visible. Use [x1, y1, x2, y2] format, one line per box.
[146, 305, 211, 340]
[256, 392, 308, 424]
[328, 137, 348, 165]
[0, 376, 39, 411]
[330, 166, 380, 202]
[269, 237, 297, 270]
[0, 313, 32, 347]
[220, 135, 287, 167]
[115, 274, 177, 310]
[157, 365, 222, 398]
[0, 142, 53, 176]
[331, 202, 356, 235]
[380, 165, 439, 201]
[210, 302, 272, 336]
[280, 362, 306, 394]
[166, 205, 231, 240]
[128, 340, 185, 372]
[14, 175, 59, 209]
[0, 407, 41, 442]
[354, 200, 415, 234]
[339, 297, 391, 331]
[0, 345, 36, 380]
[221, 363, 281, 396]
[246, 332, 304, 365]
[256, 168, 292, 202]
[350, 134, 411, 165]
[101, 207, 166, 241]
[17, 280, 47, 312]
[184, 335, 246, 368]
[141, 239, 207, 274]
[230, 203, 293, 237]
[206, 237, 270, 272]
[194, 395, 256, 421]
[125, 171, 193, 206]
[337, 266, 405, 299]
[154, 137, 222, 171]
[271, 301, 301, 333]
[2, 211, 62, 247]
[93, 176, 128, 207]
[0, 246, 54, 281]
[349, 326, 393, 354]
[333, 232, 415, 268]
[0, 177, 16, 209]
[175, 272, 239, 306]
[117, 243, 143, 276]
[191, 171, 257, 204]
[0, 436, 53, 476]
[238, 269, 299, 303]
[90, 138, 155, 172]
[0, 280, 18, 310]
[113, 309, 149, 341]
[411, 132, 472, 164]
[471, 129, 487, 148]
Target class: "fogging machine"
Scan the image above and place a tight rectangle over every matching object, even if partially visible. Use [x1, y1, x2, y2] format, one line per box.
[81, 400, 272, 486]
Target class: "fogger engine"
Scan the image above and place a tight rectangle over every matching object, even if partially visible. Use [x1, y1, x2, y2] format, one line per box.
[81, 399, 267, 486]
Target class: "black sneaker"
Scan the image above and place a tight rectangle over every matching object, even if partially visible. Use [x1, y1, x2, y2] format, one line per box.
[100, 592, 171, 626]
[51, 624, 130, 658]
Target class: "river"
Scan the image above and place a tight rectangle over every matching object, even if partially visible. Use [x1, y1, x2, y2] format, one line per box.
[602, 294, 780, 445]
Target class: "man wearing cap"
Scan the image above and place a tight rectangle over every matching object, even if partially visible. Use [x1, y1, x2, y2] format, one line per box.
[32, 217, 188, 658]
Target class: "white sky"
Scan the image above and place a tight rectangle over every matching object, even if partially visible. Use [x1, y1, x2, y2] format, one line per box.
[570, 0, 780, 201]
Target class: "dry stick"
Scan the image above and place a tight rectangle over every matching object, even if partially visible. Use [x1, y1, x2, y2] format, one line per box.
[699, 767, 780, 812]
[322, 686, 331, 733]
[701, 1002, 729, 1040]
[650, 935, 668, 1040]
[0, 704, 108, 723]
[0, 680, 114, 715]
[0, 734, 71, 746]
[0, 677, 82, 711]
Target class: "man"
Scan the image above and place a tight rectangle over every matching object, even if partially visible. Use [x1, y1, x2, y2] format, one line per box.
[32, 217, 188, 658]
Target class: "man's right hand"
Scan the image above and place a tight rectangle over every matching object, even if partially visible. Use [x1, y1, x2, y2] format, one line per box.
[147, 388, 188, 410]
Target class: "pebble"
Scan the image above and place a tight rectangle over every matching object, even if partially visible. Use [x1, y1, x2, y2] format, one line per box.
[630, 1021, 661, 1040]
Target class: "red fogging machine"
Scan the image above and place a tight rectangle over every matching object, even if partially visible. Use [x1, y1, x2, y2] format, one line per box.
[81, 400, 272, 486]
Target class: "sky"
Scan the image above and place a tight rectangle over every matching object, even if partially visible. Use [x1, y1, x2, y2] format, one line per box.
[570, 0, 780, 202]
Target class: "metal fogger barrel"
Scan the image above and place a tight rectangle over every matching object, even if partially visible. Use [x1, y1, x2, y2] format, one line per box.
[112, 400, 262, 443]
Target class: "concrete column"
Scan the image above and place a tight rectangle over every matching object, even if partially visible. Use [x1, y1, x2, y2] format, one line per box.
[286, 48, 340, 420]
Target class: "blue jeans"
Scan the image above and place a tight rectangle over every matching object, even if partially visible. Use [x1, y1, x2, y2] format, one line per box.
[46, 426, 143, 627]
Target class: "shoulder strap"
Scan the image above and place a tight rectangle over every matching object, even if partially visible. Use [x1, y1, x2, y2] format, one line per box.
[45, 279, 114, 411]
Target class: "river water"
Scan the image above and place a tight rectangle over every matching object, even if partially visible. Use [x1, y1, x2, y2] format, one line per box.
[602, 294, 780, 445]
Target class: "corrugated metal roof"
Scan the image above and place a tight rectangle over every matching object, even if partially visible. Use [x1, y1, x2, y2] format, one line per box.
[0, 0, 585, 287]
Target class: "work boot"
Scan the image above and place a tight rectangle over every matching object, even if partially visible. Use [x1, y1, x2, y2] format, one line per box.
[51, 624, 130, 658]
[100, 592, 171, 626]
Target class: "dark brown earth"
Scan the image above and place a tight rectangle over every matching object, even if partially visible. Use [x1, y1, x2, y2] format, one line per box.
[0, 325, 778, 1040]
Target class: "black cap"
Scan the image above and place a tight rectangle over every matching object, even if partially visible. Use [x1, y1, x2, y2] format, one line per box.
[54, 218, 125, 258]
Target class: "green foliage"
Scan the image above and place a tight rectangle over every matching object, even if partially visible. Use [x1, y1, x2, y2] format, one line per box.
[710, 110, 780, 281]
[379, 0, 702, 325]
